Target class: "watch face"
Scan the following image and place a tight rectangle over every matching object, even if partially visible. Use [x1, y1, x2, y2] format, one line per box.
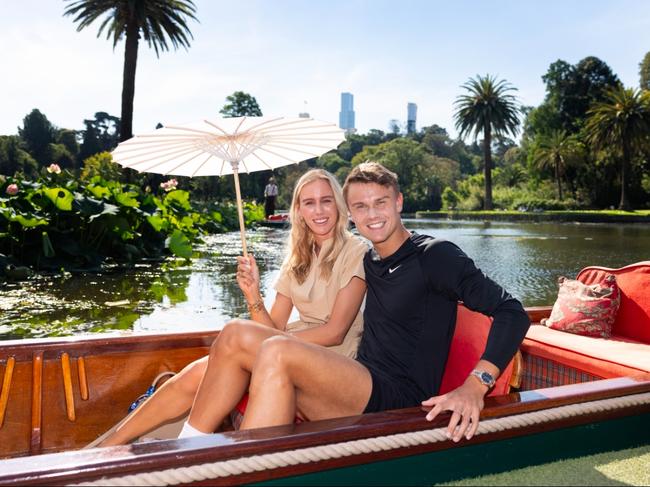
[479, 371, 494, 385]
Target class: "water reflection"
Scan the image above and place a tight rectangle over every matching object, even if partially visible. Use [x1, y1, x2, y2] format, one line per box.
[1, 220, 649, 339]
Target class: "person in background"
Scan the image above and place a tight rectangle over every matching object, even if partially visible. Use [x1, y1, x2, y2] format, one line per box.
[264, 176, 279, 218]
[96, 169, 367, 446]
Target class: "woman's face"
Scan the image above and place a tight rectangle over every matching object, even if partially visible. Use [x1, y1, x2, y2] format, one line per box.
[297, 179, 339, 244]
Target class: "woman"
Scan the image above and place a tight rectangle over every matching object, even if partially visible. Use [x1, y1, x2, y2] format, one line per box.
[98, 169, 367, 446]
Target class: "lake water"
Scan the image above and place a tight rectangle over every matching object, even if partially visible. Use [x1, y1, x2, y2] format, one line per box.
[1, 219, 648, 340]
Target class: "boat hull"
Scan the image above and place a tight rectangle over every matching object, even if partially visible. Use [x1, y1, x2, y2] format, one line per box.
[0, 307, 649, 485]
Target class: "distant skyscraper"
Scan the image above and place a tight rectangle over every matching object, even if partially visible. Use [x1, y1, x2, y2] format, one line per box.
[339, 92, 355, 133]
[407, 102, 417, 134]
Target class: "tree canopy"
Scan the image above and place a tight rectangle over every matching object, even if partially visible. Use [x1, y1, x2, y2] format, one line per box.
[64, 0, 198, 141]
[454, 74, 520, 209]
[219, 91, 263, 118]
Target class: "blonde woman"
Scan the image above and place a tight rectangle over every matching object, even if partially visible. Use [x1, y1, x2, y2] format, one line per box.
[99, 169, 367, 445]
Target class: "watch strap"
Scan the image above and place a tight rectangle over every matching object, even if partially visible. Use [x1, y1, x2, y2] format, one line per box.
[470, 369, 496, 388]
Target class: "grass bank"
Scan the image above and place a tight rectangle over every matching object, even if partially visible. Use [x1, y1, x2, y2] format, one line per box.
[442, 444, 650, 486]
[416, 209, 650, 223]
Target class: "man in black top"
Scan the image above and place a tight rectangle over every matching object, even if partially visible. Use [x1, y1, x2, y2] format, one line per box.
[345, 163, 530, 440]
[186, 162, 529, 443]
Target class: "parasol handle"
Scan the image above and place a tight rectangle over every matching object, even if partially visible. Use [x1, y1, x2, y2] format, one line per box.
[232, 164, 248, 257]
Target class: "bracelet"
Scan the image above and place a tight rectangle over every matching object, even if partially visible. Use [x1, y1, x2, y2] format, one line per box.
[247, 299, 264, 314]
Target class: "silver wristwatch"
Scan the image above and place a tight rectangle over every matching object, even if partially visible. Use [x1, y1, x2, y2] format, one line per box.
[470, 369, 496, 388]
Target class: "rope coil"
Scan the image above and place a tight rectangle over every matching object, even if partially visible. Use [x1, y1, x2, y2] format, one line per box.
[73, 392, 650, 487]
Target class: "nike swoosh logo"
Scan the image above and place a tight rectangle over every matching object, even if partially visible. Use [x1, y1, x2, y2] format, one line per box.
[388, 265, 401, 274]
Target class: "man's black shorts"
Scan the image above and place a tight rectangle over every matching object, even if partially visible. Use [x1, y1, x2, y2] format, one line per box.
[362, 365, 423, 413]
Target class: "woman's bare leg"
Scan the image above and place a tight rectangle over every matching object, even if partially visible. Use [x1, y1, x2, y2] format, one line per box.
[98, 356, 209, 446]
[187, 320, 287, 433]
[241, 336, 372, 429]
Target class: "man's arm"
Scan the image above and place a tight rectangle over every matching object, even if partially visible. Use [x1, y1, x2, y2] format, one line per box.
[420, 239, 530, 441]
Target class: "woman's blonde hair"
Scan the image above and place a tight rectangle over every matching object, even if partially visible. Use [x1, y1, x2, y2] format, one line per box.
[284, 169, 351, 284]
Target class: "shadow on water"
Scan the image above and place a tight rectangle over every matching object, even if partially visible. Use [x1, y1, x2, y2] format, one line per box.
[1, 220, 649, 339]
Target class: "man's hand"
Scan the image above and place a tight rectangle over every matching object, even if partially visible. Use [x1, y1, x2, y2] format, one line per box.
[421, 378, 487, 442]
[422, 359, 499, 443]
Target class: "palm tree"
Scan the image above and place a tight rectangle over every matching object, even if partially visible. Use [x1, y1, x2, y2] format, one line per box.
[532, 130, 580, 200]
[454, 75, 520, 210]
[585, 86, 650, 210]
[64, 0, 198, 142]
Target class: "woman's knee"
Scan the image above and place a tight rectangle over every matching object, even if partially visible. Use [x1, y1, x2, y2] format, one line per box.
[254, 336, 299, 371]
[212, 319, 268, 357]
[249, 337, 298, 393]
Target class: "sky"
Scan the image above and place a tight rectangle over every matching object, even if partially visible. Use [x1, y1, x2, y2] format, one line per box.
[1, 0, 649, 139]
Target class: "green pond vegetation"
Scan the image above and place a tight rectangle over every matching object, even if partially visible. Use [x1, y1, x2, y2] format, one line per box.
[0, 167, 264, 278]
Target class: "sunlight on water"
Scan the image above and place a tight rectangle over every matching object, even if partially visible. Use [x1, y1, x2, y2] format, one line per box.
[1, 220, 649, 339]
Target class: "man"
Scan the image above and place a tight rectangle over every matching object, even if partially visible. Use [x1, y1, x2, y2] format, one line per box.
[264, 176, 279, 218]
[186, 162, 530, 442]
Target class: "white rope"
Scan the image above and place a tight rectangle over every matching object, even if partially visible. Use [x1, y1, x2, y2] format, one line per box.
[72, 392, 650, 487]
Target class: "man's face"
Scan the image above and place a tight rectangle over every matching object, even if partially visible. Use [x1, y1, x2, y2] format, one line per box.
[346, 182, 403, 247]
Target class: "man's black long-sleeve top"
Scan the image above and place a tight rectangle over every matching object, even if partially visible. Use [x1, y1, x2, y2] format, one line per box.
[356, 233, 531, 399]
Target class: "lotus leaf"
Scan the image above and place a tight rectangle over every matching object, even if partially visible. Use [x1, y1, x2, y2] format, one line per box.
[113, 191, 140, 208]
[164, 190, 191, 211]
[43, 187, 74, 211]
[166, 230, 192, 259]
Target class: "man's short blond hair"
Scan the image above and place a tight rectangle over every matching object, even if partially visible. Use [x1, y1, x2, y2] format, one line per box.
[343, 161, 400, 202]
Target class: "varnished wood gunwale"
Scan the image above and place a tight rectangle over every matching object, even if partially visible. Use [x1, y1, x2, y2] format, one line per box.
[525, 305, 552, 324]
[0, 376, 648, 486]
[0, 330, 220, 362]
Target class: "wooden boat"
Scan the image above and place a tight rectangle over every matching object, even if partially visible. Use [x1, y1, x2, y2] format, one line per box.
[0, 305, 649, 486]
[257, 214, 290, 227]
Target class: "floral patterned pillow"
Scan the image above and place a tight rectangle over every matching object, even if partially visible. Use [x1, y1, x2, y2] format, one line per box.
[541, 274, 620, 338]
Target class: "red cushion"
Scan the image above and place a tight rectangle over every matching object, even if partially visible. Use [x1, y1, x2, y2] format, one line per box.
[577, 262, 650, 343]
[523, 325, 650, 377]
[542, 274, 620, 338]
[439, 305, 514, 397]
[233, 394, 302, 428]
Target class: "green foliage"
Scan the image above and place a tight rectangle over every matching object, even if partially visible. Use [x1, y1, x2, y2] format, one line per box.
[454, 75, 521, 141]
[640, 51, 650, 91]
[642, 173, 650, 195]
[317, 152, 349, 175]
[351, 138, 443, 211]
[541, 57, 620, 133]
[220, 91, 263, 117]
[0, 171, 264, 273]
[64, 0, 198, 141]
[441, 187, 460, 210]
[79, 112, 120, 162]
[454, 74, 521, 210]
[531, 130, 583, 200]
[0, 136, 38, 177]
[18, 109, 56, 165]
[80, 151, 124, 182]
[493, 164, 527, 187]
[585, 86, 650, 209]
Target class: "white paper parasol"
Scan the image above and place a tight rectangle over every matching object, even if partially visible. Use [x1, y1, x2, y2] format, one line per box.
[111, 116, 345, 256]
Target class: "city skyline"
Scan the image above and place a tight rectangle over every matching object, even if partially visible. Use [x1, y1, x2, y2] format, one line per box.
[1, 1, 649, 140]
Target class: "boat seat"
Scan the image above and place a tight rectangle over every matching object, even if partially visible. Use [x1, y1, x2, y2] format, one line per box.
[439, 304, 519, 396]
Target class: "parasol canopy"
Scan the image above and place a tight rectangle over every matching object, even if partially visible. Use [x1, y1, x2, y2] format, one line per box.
[111, 116, 345, 255]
